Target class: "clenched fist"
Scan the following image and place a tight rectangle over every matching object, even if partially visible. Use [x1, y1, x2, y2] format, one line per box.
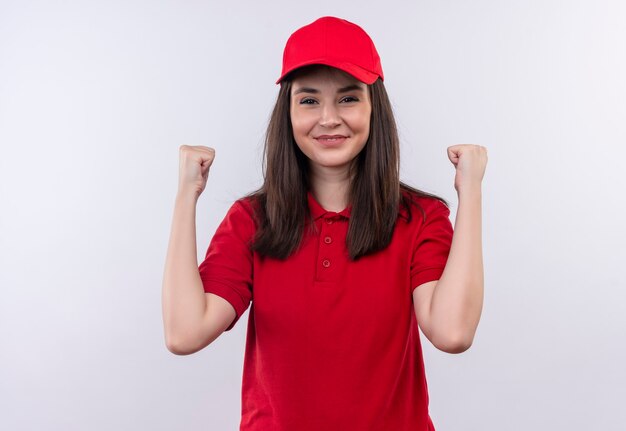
[446, 144, 488, 192]
[177, 145, 215, 198]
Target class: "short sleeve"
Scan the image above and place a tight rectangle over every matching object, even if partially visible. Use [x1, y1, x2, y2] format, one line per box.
[198, 199, 255, 331]
[410, 199, 453, 291]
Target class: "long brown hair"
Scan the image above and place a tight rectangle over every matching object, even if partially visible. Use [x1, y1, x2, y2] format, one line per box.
[242, 65, 449, 261]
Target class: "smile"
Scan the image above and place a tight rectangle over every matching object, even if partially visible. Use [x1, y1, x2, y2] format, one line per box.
[315, 135, 348, 146]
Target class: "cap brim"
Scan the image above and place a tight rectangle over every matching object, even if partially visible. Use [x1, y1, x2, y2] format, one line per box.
[276, 60, 380, 85]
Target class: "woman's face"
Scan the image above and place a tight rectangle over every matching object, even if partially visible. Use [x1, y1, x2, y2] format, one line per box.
[290, 66, 371, 174]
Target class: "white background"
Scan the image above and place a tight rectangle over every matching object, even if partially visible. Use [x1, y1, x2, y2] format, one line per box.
[1, 0, 625, 430]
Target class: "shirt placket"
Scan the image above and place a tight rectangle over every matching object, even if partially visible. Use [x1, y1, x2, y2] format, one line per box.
[315, 213, 344, 283]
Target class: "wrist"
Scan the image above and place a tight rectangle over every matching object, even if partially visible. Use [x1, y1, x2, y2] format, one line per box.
[176, 189, 200, 206]
[456, 183, 482, 197]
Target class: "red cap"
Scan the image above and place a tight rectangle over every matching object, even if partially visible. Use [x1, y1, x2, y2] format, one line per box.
[276, 16, 384, 85]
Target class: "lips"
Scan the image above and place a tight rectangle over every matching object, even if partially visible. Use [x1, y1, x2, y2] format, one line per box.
[315, 135, 348, 146]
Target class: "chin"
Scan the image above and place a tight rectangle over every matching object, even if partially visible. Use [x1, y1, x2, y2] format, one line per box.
[312, 158, 354, 169]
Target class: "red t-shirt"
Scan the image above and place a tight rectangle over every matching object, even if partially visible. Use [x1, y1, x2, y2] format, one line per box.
[199, 189, 453, 430]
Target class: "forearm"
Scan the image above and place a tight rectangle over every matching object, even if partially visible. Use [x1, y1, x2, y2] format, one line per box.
[430, 185, 484, 348]
[161, 192, 207, 351]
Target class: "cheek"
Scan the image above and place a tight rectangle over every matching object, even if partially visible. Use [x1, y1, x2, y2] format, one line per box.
[358, 115, 371, 144]
[347, 109, 371, 133]
[362, 113, 371, 131]
[290, 110, 308, 133]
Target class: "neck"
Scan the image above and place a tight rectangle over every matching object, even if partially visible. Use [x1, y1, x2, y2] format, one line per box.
[308, 165, 353, 212]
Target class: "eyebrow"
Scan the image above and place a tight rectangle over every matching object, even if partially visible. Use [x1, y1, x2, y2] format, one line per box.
[292, 84, 364, 95]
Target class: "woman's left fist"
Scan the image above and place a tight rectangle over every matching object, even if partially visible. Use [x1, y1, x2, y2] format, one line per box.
[446, 144, 488, 191]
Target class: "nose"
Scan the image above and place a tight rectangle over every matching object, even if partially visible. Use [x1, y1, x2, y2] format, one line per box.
[319, 103, 341, 128]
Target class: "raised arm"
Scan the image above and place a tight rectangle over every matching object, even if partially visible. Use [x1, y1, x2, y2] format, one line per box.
[413, 185, 483, 353]
[413, 144, 487, 353]
[161, 145, 236, 355]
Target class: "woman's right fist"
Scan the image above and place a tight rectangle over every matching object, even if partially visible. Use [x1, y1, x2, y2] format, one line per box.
[177, 145, 215, 198]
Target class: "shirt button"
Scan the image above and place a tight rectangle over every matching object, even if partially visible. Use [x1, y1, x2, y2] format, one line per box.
[324, 236, 332, 244]
[325, 218, 333, 224]
[322, 259, 331, 268]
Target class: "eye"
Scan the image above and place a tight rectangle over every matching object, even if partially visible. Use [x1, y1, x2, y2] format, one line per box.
[299, 98, 317, 105]
[340, 96, 359, 103]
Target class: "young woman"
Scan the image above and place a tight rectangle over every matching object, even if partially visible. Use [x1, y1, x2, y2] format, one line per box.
[162, 16, 487, 431]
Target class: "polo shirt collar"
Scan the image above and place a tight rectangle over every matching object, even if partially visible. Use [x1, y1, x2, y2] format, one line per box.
[307, 190, 351, 220]
[307, 190, 410, 221]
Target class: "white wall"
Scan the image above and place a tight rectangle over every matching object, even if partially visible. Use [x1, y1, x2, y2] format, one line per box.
[1, 0, 625, 429]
